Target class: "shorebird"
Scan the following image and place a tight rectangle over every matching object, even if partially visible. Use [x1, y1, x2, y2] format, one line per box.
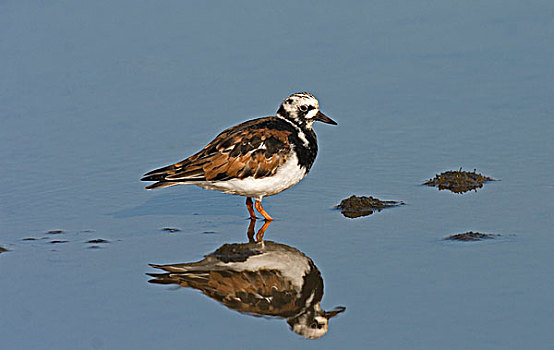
[141, 92, 337, 220]
[148, 238, 345, 338]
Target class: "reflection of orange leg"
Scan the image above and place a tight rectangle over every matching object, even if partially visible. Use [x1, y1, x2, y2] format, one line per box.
[255, 220, 271, 242]
[254, 200, 274, 221]
[245, 197, 257, 220]
[246, 218, 257, 242]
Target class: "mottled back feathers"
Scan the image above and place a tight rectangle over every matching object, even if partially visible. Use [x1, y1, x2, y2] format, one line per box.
[142, 117, 303, 189]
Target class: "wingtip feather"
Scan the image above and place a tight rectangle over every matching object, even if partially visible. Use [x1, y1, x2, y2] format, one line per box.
[145, 182, 180, 190]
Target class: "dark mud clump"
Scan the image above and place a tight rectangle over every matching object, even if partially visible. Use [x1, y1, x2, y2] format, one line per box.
[424, 169, 494, 193]
[162, 227, 181, 233]
[445, 231, 498, 241]
[336, 195, 404, 219]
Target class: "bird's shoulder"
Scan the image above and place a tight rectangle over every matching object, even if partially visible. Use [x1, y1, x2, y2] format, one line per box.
[206, 116, 295, 152]
[188, 117, 295, 181]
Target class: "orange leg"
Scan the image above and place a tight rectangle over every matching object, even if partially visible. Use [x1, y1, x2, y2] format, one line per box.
[255, 220, 272, 242]
[245, 197, 257, 220]
[246, 219, 271, 243]
[247, 218, 257, 242]
[254, 199, 274, 221]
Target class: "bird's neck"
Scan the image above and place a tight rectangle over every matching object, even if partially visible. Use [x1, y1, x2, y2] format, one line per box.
[275, 112, 318, 172]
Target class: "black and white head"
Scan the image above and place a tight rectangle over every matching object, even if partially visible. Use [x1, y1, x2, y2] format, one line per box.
[277, 92, 337, 128]
[287, 304, 346, 339]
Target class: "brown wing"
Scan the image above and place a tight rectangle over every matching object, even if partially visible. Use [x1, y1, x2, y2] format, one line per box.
[141, 117, 292, 188]
[205, 270, 302, 317]
[148, 269, 302, 317]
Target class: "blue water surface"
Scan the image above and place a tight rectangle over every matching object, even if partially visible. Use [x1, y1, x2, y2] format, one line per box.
[1, 1, 553, 349]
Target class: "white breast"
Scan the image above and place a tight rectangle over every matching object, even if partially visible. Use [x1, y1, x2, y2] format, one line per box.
[197, 153, 307, 199]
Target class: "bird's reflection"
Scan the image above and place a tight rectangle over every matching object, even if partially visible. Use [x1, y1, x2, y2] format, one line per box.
[148, 219, 345, 339]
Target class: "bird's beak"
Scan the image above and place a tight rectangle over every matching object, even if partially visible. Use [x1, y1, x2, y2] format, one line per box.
[314, 111, 338, 125]
[323, 306, 346, 319]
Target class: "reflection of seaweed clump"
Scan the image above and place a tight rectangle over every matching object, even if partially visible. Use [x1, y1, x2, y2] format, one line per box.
[424, 169, 494, 193]
[336, 195, 404, 218]
[445, 231, 498, 241]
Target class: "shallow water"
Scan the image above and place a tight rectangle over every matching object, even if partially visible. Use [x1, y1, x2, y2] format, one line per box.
[1, 1, 554, 349]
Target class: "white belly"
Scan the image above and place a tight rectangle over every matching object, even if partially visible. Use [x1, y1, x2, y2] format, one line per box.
[196, 153, 307, 199]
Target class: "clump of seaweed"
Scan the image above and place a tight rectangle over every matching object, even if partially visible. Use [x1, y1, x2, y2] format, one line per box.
[424, 169, 494, 193]
[445, 231, 499, 241]
[336, 195, 404, 219]
[0, 247, 8, 253]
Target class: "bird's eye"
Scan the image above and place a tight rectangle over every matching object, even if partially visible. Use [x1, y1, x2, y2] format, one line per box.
[299, 105, 309, 112]
[310, 322, 323, 329]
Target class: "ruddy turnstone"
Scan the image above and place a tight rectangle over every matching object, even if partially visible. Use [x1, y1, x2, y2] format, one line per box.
[148, 239, 345, 338]
[141, 92, 337, 220]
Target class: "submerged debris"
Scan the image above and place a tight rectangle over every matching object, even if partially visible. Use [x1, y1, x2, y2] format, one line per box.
[336, 195, 404, 219]
[445, 231, 499, 241]
[162, 227, 181, 233]
[424, 169, 494, 193]
[47, 229, 64, 234]
[50, 240, 68, 244]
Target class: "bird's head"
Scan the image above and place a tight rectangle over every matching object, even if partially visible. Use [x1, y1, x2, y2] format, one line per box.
[287, 304, 346, 339]
[277, 92, 337, 128]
